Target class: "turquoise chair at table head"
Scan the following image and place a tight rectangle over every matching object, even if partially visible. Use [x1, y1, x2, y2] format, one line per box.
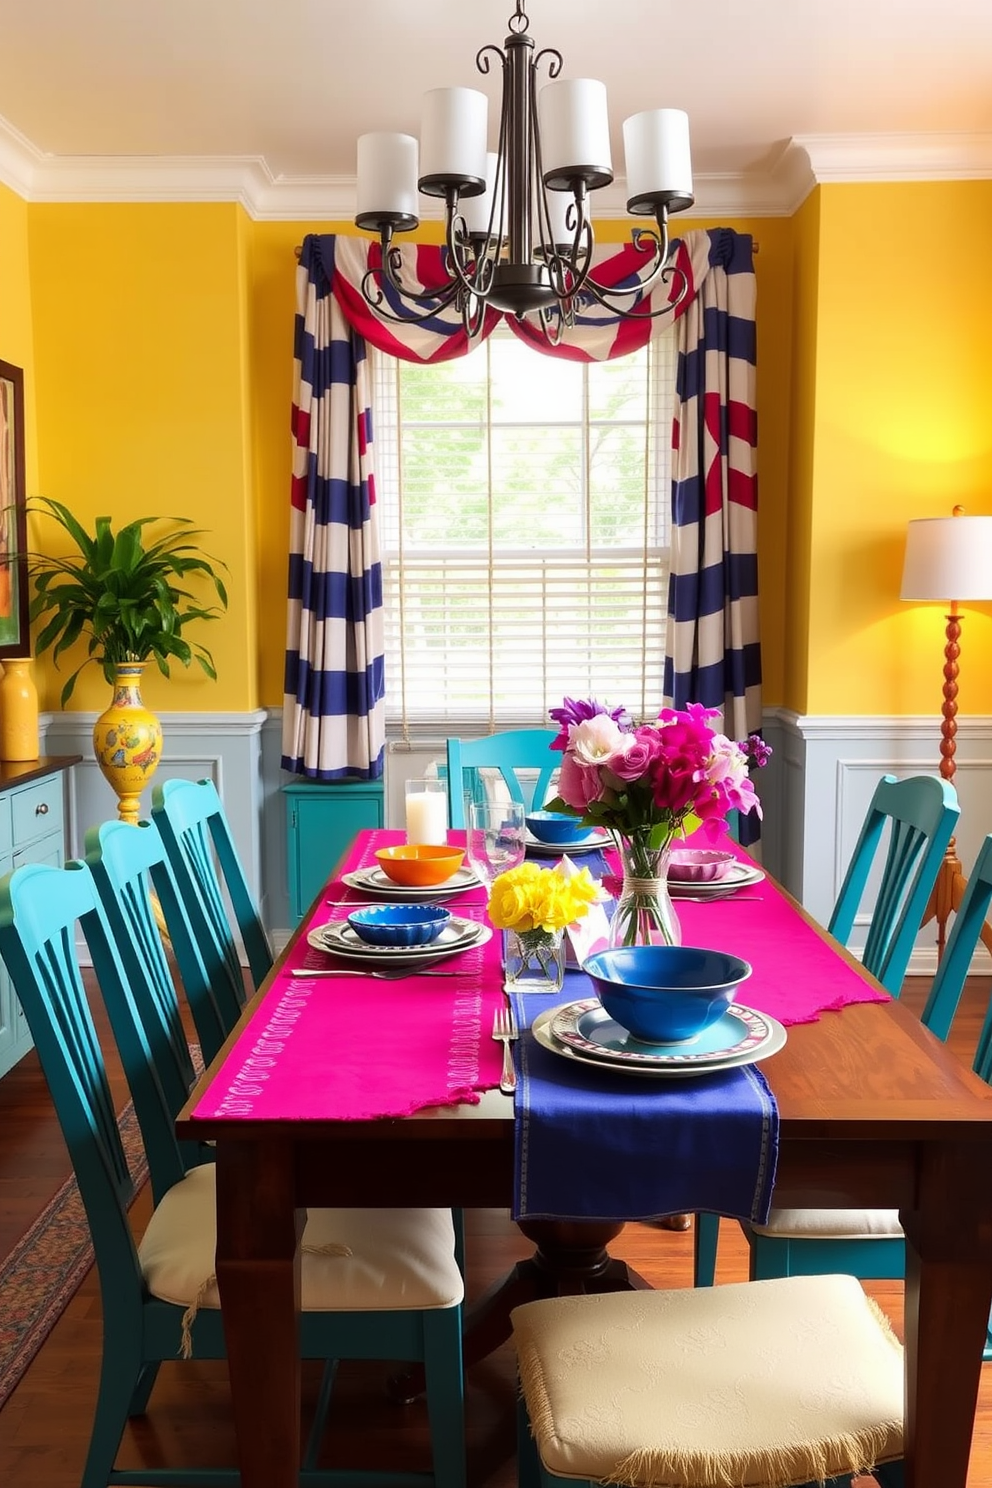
[827, 772, 959, 995]
[445, 729, 559, 830]
[0, 858, 467, 1488]
[694, 832, 992, 1374]
[151, 777, 272, 1030]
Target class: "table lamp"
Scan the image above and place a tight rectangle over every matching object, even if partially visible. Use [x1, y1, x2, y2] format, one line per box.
[900, 504, 992, 958]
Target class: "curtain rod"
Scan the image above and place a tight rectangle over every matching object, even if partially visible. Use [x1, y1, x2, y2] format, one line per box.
[292, 239, 760, 261]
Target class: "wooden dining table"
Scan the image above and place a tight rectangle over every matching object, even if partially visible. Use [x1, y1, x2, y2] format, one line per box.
[176, 829, 992, 1488]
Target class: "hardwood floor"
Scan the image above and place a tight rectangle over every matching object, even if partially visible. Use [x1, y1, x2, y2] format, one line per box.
[0, 974, 990, 1486]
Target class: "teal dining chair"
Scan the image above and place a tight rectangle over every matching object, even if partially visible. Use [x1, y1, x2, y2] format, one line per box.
[693, 832, 992, 1359]
[151, 777, 272, 1036]
[693, 772, 959, 1287]
[0, 858, 467, 1488]
[445, 729, 559, 830]
[510, 1279, 904, 1488]
[84, 816, 223, 1184]
[826, 772, 959, 995]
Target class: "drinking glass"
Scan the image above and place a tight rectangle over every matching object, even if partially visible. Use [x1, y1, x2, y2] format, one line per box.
[466, 801, 526, 888]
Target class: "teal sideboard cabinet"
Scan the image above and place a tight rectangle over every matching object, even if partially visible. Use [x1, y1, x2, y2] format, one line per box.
[283, 779, 385, 924]
[0, 755, 82, 1078]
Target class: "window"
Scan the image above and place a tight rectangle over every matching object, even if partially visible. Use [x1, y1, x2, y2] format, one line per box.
[373, 324, 675, 734]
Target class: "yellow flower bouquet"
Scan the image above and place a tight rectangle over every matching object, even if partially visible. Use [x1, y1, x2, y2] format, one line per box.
[488, 862, 598, 991]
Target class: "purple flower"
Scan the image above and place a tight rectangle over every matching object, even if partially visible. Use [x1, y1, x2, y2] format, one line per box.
[548, 696, 631, 751]
[740, 733, 773, 771]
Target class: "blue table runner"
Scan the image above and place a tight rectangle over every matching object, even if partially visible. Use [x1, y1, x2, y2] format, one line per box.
[511, 982, 779, 1224]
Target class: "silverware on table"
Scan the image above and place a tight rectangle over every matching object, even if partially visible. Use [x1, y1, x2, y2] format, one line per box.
[492, 1005, 519, 1094]
[290, 966, 468, 980]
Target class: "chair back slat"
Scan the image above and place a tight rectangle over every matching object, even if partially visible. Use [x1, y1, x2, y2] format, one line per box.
[922, 834, 992, 1068]
[445, 730, 559, 830]
[0, 862, 146, 1295]
[85, 819, 210, 1194]
[827, 773, 959, 994]
[151, 779, 272, 1036]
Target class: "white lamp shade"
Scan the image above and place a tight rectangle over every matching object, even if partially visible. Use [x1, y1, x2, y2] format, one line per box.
[460, 152, 502, 236]
[419, 87, 488, 192]
[623, 108, 693, 207]
[356, 133, 419, 224]
[900, 515, 992, 602]
[538, 79, 612, 188]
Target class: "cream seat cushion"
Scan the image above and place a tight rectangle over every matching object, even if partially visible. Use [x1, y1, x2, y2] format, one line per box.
[751, 1207, 903, 1240]
[511, 1276, 903, 1488]
[138, 1162, 463, 1314]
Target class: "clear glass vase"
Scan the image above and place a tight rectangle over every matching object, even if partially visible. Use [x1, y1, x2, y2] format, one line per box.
[607, 832, 682, 949]
[504, 927, 566, 994]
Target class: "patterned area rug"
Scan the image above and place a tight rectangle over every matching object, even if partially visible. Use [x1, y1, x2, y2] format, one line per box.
[0, 1100, 148, 1411]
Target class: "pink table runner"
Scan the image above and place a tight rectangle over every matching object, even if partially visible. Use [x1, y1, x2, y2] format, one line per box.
[191, 830, 505, 1122]
[189, 828, 888, 1125]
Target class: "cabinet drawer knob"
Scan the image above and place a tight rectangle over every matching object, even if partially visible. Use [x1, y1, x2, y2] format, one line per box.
[35, 802, 49, 816]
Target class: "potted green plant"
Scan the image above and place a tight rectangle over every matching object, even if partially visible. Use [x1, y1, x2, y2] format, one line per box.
[26, 497, 228, 823]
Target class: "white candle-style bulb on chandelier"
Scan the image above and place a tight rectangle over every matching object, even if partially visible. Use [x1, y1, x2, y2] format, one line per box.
[354, 0, 694, 343]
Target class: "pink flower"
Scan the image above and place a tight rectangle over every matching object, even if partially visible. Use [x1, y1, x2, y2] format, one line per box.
[558, 752, 609, 811]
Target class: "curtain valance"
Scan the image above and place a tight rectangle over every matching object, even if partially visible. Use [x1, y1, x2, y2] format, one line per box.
[298, 229, 748, 364]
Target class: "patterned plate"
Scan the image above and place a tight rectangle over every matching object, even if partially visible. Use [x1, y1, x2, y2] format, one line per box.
[548, 997, 781, 1067]
[306, 915, 491, 966]
[340, 865, 482, 900]
[531, 1001, 786, 1080]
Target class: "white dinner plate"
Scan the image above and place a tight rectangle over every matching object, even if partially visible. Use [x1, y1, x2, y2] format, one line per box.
[529, 1001, 786, 1080]
[525, 828, 611, 856]
[307, 915, 491, 966]
[340, 865, 482, 900]
[668, 862, 765, 899]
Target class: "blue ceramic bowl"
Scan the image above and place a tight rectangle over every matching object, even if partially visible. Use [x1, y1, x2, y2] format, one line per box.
[347, 904, 451, 947]
[583, 945, 752, 1044]
[526, 810, 594, 846]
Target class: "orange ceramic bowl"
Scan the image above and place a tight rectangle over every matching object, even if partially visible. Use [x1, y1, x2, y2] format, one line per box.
[375, 843, 466, 887]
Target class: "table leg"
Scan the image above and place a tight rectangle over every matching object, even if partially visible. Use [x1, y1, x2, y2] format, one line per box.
[214, 1139, 304, 1488]
[901, 1144, 992, 1488]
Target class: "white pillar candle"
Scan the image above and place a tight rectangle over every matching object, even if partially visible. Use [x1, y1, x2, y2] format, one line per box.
[405, 787, 449, 845]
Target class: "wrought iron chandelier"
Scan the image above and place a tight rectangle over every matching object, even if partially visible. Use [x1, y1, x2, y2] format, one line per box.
[355, 0, 694, 343]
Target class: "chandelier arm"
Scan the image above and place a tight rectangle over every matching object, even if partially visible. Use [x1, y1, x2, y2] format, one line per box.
[359, 239, 465, 327]
[533, 47, 563, 80]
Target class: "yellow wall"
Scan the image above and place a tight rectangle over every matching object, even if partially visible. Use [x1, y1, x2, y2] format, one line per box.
[26, 202, 258, 712]
[14, 180, 992, 720]
[802, 180, 992, 717]
[0, 181, 37, 488]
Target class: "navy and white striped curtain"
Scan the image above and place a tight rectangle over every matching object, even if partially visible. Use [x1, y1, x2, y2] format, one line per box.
[282, 236, 384, 779]
[665, 230, 760, 739]
[283, 228, 759, 779]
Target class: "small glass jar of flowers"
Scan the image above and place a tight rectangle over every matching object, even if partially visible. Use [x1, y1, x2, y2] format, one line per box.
[544, 697, 767, 949]
[487, 861, 598, 993]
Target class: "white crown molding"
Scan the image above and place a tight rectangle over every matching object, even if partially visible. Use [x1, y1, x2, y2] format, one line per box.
[794, 131, 992, 184]
[2, 115, 989, 221]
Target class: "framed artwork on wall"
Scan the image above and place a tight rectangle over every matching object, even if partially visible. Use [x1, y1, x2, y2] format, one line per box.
[0, 358, 29, 658]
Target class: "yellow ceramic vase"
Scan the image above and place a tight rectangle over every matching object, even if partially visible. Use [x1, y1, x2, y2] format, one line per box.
[0, 658, 40, 762]
[92, 662, 163, 825]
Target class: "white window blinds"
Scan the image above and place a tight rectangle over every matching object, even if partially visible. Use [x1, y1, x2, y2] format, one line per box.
[373, 325, 674, 735]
